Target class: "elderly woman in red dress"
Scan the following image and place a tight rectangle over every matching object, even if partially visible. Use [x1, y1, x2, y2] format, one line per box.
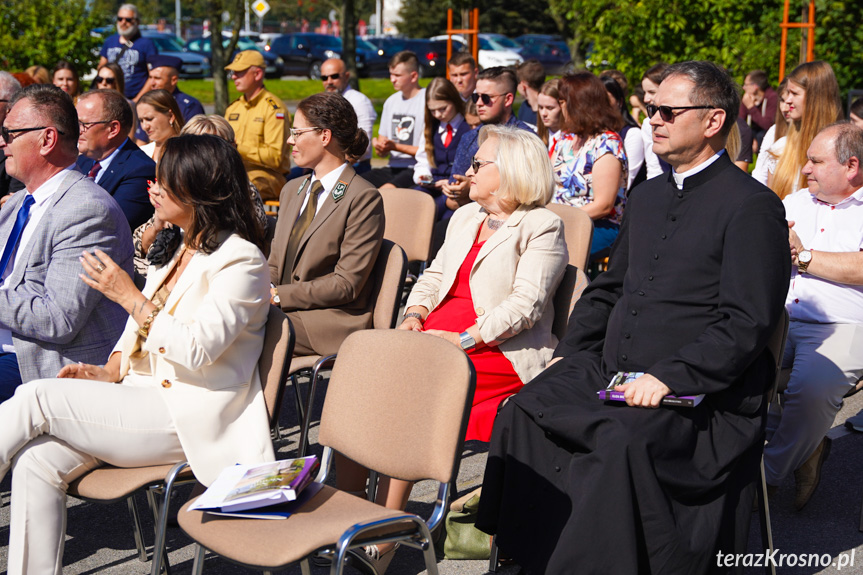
[337, 123, 568, 573]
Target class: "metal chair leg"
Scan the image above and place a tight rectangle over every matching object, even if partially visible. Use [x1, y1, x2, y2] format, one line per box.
[192, 544, 206, 575]
[488, 535, 501, 573]
[126, 495, 149, 562]
[150, 462, 191, 575]
[757, 459, 776, 575]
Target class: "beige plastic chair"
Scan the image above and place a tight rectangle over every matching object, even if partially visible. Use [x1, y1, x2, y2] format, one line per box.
[381, 188, 437, 267]
[66, 306, 295, 575]
[551, 264, 591, 341]
[546, 202, 594, 271]
[287, 239, 408, 457]
[178, 329, 477, 575]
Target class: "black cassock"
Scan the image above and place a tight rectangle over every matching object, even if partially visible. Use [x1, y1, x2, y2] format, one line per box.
[476, 153, 791, 574]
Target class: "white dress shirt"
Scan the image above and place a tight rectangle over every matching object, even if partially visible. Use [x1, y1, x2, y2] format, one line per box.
[412, 114, 465, 184]
[784, 186, 863, 324]
[342, 87, 377, 162]
[298, 162, 349, 216]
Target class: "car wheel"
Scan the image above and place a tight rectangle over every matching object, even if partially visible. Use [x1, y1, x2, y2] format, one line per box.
[309, 60, 322, 79]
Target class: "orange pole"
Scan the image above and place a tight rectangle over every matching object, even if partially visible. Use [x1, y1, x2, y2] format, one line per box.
[807, 0, 815, 61]
[472, 8, 479, 64]
[446, 9, 453, 79]
[779, 0, 790, 81]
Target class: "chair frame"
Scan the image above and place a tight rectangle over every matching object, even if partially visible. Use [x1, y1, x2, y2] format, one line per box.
[66, 307, 295, 575]
[182, 330, 477, 575]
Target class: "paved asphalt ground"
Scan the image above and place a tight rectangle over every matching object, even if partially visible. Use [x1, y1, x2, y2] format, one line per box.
[2, 376, 863, 575]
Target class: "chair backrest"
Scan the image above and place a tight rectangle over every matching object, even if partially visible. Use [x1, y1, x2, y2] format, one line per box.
[551, 264, 590, 341]
[381, 188, 437, 263]
[319, 330, 476, 484]
[370, 239, 408, 329]
[545, 203, 594, 271]
[258, 305, 295, 427]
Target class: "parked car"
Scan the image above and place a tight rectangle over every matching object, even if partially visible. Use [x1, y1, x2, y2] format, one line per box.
[430, 34, 523, 69]
[514, 34, 574, 75]
[266, 33, 387, 78]
[184, 36, 284, 78]
[141, 31, 212, 78]
[365, 37, 450, 77]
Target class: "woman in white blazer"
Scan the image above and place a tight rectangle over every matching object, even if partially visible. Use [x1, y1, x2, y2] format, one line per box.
[337, 124, 568, 573]
[0, 135, 274, 575]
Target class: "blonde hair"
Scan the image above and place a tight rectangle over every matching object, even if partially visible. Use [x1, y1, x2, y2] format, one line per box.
[181, 114, 233, 142]
[477, 124, 553, 208]
[726, 121, 741, 163]
[771, 61, 842, 199]
[536, 79, 560, 147]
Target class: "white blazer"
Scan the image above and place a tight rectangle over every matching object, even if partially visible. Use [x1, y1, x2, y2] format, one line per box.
[407, 203, 568, 383]
[113, 233, 275, 486]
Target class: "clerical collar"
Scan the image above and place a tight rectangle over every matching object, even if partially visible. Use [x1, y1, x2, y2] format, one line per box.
[672, 150, 726, 189]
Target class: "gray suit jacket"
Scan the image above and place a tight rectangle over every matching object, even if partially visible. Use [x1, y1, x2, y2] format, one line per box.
[0, 170, 134, 382]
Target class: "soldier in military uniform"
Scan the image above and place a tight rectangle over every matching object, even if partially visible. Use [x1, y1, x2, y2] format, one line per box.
[224, 51, 291, 201]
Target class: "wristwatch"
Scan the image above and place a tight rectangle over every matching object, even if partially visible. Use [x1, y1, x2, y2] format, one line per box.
[459, 331, 476, 351]
[797, 249, 813, 274]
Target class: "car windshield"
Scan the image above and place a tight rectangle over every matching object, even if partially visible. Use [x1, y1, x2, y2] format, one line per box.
[150, 35, 185, 52]
[357, 39, 378, 52]
[486, 35, 521, 49]
[311, 35, 342, 49]
[234, 37, 259, 50]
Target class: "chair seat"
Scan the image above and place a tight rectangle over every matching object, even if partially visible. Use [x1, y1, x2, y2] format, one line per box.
[178, 485, 419, 569]
[289, 354, 323, 374]
[68, 464, 194, 502]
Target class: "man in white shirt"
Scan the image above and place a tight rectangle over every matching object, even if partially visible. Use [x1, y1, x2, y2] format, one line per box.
[364, 51, 426, 189]
[0, 84, 133, 401]
[320, 58, 376, 173]
[764, 122, 863, 509]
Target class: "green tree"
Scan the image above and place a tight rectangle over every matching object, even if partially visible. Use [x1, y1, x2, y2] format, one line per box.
[0, 0, 111, 72]
[208, 0, 245, 115]
[397, 0, 563, 40]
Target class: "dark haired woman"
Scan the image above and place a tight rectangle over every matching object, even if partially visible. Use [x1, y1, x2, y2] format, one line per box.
[601, 74, 645, 190]
[553, 72, 627, 258]
[268, 91, 385, 358]
[0, 134, 275, 573]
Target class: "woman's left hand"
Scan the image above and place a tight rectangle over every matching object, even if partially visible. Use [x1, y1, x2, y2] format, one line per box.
[80, 249, 142, 310]
[424, 329, 462, 347]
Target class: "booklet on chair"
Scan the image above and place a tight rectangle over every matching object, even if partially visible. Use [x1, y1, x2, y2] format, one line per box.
[597, 371, 705, 407]
[188, 455, 320, 515]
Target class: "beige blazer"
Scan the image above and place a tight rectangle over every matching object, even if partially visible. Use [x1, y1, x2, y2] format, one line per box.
[406, 203, 568, 383]
[268, 166, 385, 355]
[113, 234, 275, 486]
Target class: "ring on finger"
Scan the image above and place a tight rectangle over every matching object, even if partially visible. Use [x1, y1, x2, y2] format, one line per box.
[95, 264, 106, 273]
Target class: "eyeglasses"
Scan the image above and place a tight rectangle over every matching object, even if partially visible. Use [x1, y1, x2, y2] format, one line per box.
[470, 156, 495, 173]
[646, 104, 715, 122]
[96, 76, 116, 85]
[289, 127, 322, 139]
[471, 92, 502, 106]
[79, 120, 111, 132]
[320, 73, 341, 81]
[1, 126, 65, 144]
[116, 16, 136, 23]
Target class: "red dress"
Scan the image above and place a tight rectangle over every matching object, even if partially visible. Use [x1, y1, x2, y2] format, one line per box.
[422, 237, 523, 442]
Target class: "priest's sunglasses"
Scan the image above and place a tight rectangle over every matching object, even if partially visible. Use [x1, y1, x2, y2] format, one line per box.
[646, 104, 714, 122]
[1, 126, 65, 144]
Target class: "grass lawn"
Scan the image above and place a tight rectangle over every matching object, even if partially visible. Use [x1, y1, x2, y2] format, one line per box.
[177, 77, 432, 108]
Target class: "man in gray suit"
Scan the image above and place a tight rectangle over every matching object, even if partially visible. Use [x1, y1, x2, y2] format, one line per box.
[0, 84, 133, 401]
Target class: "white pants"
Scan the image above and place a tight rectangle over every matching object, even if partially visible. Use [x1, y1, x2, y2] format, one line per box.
[0, 378, 185, 575]
[764, 321, 863, 485]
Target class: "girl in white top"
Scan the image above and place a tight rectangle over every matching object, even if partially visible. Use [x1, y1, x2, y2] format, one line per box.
[536, 79, 563, 156]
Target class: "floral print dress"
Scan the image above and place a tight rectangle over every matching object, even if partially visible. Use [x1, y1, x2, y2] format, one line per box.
[552, 130, 628, 225]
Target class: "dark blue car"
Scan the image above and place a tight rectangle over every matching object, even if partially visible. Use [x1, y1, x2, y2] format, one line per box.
[265, 33, 388, 79]
[515, 34, 574, 76]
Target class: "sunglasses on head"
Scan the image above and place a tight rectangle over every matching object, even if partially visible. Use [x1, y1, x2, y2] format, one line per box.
[646, 104, 714, 122]
[96, 76, 116, 85]
[320, 73, 341, 81]
[471, 92, 500, 106]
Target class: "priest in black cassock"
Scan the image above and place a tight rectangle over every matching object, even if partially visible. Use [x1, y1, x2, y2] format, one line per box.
[476, 61, 791, 575]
